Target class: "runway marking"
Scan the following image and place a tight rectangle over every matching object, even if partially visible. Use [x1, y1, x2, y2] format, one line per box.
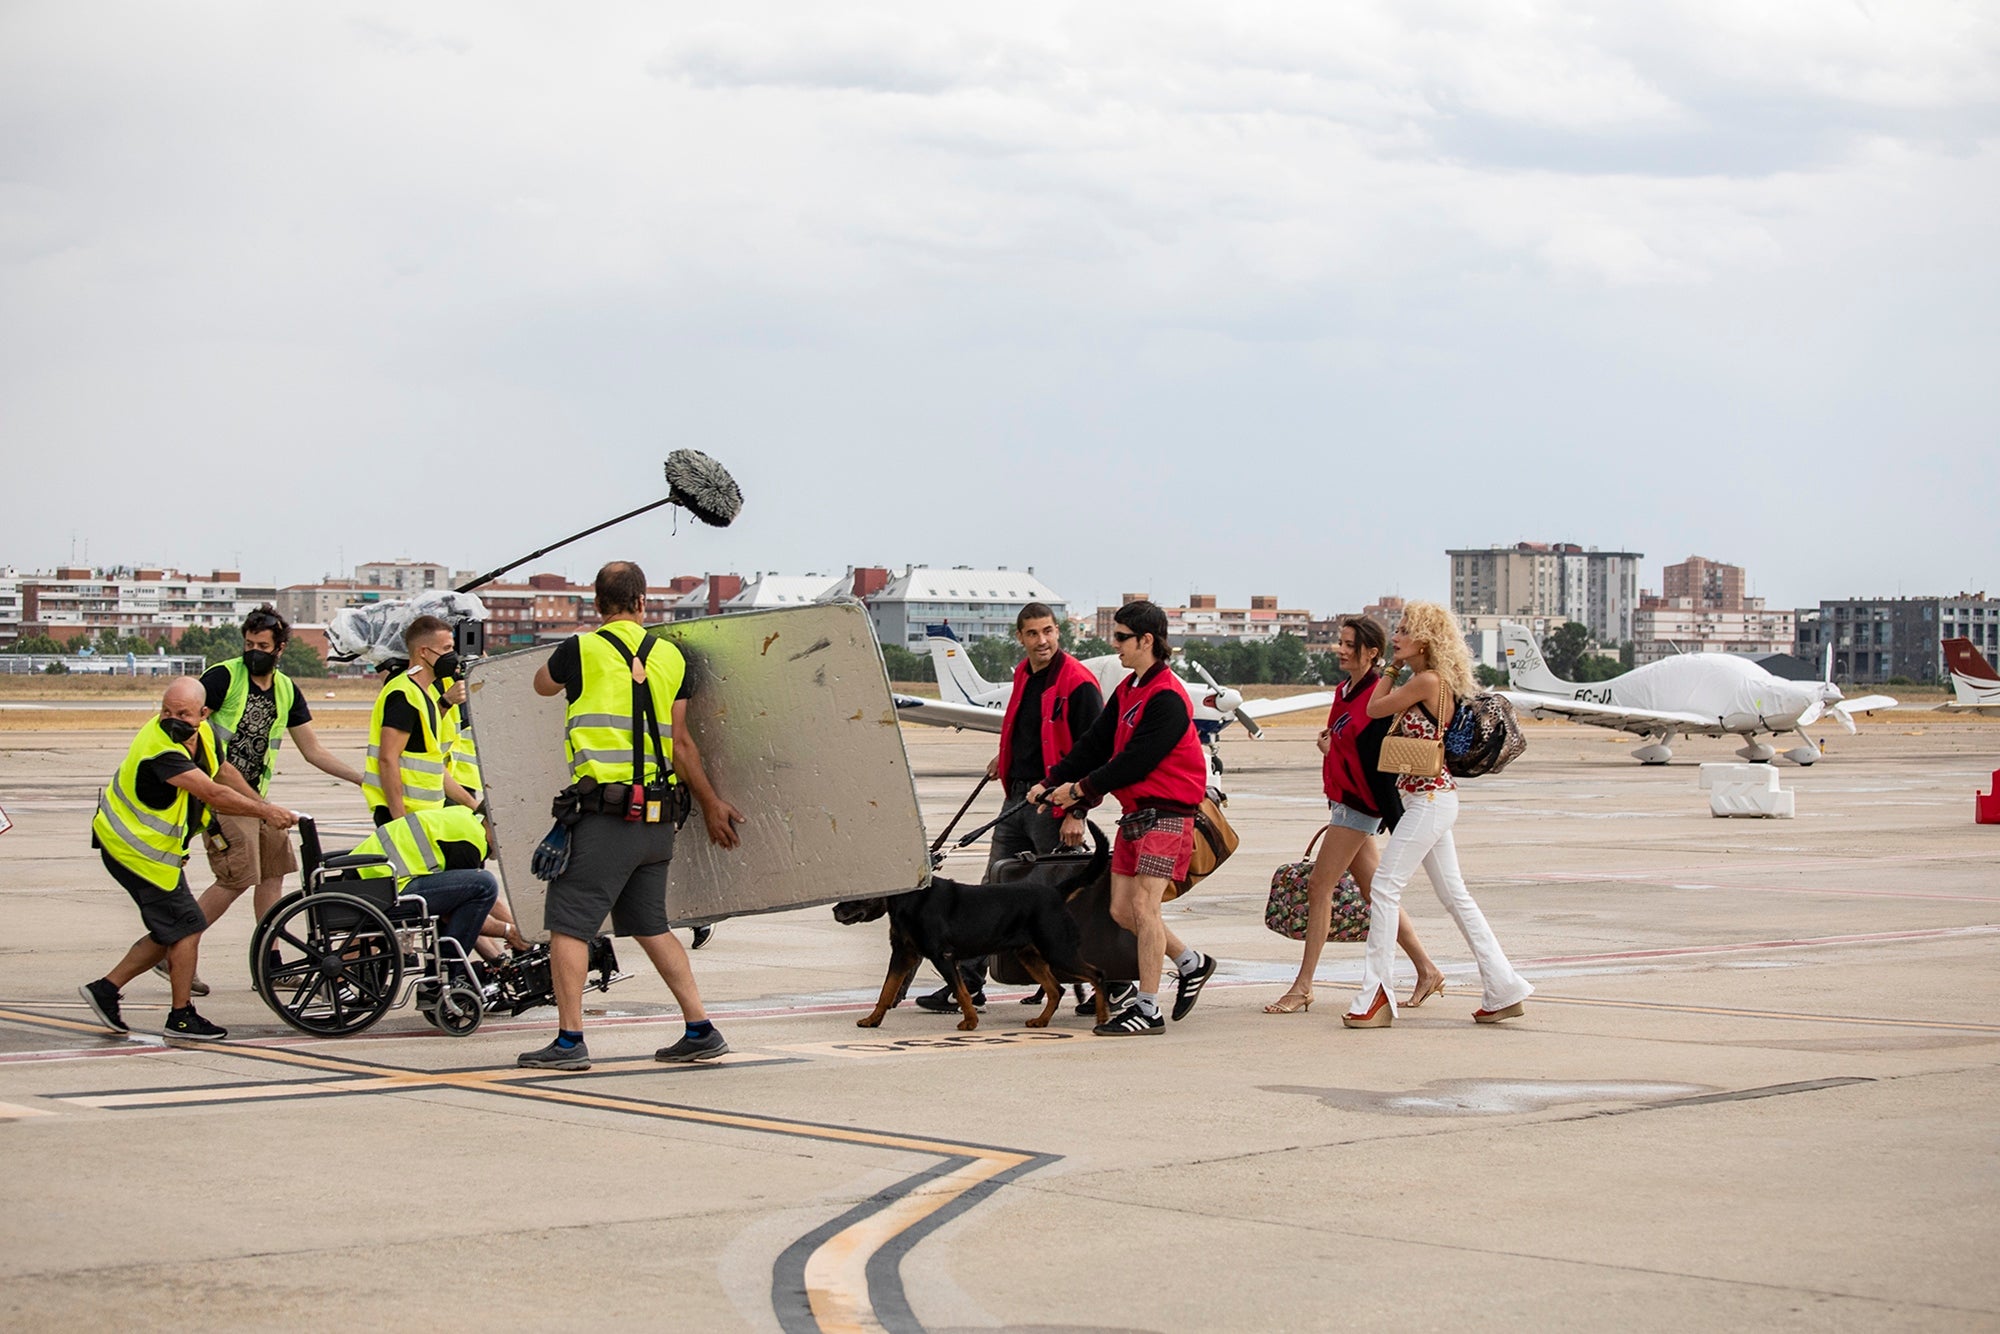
[0, 1004, 1048, 1334]
[1527, 994, 2000, 1035]
[1522, 924, 2000, 968]
[1493, 871, 2000, 904]
[776, 1029, 1082, 1060]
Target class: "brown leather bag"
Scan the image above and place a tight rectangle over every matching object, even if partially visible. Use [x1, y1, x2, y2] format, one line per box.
[1377, 674, 1448, 779]
[1172, 796, 1240, 898]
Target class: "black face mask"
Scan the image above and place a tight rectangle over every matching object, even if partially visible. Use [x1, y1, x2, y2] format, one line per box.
[160, 716, 197, 745]
[243, 649, 278, 676]
[433, 651, 462, 680]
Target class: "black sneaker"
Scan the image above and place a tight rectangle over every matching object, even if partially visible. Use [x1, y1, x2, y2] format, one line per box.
[655, 1028, 730, 1063]
[1081, 982, 1137, 1014]
[517, 1037, 591, 1071]
[164, 1007, 228, 1041]
[79, 979, 127, 1033]
[152, 962, 210, 997]
[1022, 986, 1052, 1006]
[915, 984, 984, 1013]
[1094, 1004, 1164, 1036]
[1172, 953, 1217, 1021]
[690, 924, 714, 950]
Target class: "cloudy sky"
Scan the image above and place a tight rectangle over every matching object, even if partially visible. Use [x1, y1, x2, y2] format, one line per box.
[4, 2, 1995, 617]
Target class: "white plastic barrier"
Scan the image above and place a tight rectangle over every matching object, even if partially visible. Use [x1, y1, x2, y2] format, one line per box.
[1699, 762, 1795, 819]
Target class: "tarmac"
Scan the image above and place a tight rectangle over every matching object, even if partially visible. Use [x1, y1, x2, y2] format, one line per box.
[1, 713, 1997, 1331]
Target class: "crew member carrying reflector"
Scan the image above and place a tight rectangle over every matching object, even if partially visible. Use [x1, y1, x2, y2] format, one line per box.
[517, 560, 746, 1072]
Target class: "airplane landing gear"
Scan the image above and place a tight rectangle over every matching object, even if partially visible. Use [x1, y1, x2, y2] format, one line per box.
[1632, 733, 1675, 765]
[1737, 739, 1777, 763]
[1783, 731, 1820, 766]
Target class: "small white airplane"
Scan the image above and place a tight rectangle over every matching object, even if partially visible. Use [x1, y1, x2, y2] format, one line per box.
[891, 624, 1334, 771]
[1940, 638, 2000, 714]
[1497, 621, 1897, 765]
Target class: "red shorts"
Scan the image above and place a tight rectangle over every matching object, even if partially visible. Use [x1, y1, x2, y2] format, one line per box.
[1111, 815, 1194, 881]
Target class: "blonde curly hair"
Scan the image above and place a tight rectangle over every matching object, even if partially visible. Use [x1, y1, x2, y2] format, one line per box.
[1395, 601, 1476, 704]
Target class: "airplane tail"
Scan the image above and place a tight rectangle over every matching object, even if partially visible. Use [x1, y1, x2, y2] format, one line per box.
[1944, 637, 2000, 703]
[1500, 621, 1577, 694]
[926, 623, 1002, 707]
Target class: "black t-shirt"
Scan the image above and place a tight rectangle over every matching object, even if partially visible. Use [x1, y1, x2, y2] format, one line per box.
[379, 679, 443, 742]
[546, 632, 693, 706]
[438, 839, 484, 871]
[135, 750, 199, 810]
[200, 665, 312, 789]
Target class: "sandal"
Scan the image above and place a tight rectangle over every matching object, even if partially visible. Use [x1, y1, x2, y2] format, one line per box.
[1405, 977, 1446, 1008]
[1262, 990, 1313, 1014]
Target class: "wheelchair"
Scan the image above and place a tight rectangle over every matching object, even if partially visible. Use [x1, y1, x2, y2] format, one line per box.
[248, 816, 626, 1039]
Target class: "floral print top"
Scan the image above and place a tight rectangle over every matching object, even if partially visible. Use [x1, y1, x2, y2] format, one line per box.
[1395, 694, 1456, 795]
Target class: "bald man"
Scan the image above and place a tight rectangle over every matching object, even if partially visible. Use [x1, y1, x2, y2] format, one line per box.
[80, 678, 296, 1040]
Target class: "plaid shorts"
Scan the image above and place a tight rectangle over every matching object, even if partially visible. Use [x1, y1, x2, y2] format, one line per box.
[1111, 815, 1194, 881]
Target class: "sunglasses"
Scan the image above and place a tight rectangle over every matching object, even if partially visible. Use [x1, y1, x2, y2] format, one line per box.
[1111, 630, 1139, 643]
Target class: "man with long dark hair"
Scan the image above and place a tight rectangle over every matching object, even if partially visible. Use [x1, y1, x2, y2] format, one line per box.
[1030, 600, 1217, 1036]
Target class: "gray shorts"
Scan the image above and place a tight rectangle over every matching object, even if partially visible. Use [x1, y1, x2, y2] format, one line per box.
[543, 814, 676, 940]
[1327, 800, 1384, 835]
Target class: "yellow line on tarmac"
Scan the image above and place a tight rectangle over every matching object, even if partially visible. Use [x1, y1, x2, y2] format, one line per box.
[4, 1004, 1039, 1332]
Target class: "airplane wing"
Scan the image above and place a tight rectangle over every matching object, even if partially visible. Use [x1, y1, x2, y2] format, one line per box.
[1837, 695, 1897, 714]
[1236, 692, 1337, 722]
[891, 694, 1003, 732]
[1500, 691, 1723, 736]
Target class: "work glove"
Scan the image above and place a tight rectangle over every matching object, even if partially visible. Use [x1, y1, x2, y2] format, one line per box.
[530, 822, 572, 881]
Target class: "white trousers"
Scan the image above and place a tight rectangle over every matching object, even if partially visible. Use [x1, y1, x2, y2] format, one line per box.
[1347, 788, 1533, 1016]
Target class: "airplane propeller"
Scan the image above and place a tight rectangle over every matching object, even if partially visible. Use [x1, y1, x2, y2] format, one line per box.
[1188, 659, 1263, 739]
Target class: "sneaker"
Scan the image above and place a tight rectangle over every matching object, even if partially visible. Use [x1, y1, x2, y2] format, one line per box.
[655, 1028, 730, 1063]
[1172, 953, 1217, 1022]
[1093, 1004, 1164, 1037]
[163, 1007, 228, 1041]
[517, 1037, 591, 1071]
[1022, 987, 1052, 1007]
[1081, 982, 1136, 1014]
[915, 984, 984, 1014]
[689, 924, 714, 950]
[414, 980, 442, 1010]
[79, 979, 128, 1034]
[152, 962, 210, 997]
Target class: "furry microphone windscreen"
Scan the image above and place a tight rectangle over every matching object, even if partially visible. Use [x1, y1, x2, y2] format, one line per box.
[663, 449, 744, 527]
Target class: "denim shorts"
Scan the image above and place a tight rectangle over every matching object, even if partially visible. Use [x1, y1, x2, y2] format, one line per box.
[1327, 800, 1384, 835]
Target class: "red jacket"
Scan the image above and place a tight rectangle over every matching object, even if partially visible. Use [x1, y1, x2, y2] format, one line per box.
[1107, 664, 1208, 811]
[996, 651, 1098, 794]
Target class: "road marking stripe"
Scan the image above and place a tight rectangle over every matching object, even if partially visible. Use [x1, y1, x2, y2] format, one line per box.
[1527, 994, 2000, 1034]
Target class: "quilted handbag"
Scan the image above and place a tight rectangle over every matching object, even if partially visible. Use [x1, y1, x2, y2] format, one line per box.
[1377, 675, 1448, 778]
[1263, 826, 1370, 943]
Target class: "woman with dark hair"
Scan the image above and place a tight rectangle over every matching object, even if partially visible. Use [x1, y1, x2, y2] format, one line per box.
[1030, 600, 1218, 1036]
[1264, 616, 1443, 1013]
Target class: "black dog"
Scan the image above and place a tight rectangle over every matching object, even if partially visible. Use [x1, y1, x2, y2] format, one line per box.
[834, 825, 1112, 1031]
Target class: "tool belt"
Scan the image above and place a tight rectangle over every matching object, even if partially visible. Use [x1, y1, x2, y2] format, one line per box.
[552, 776, 688, 827]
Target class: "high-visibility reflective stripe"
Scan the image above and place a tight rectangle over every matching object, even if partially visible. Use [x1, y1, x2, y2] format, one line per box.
[569, 747, 674, 767]
[104, 773, 180, 839]
[366, 746, 445, 775]
[565, 712, 676, 733]
[210, 720, 236, 750]
[400, 814, 441, 872]
[94, 795, 185, 868]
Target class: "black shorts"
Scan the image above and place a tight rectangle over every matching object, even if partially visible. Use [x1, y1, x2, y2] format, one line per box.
[543, 813, 676, 940]
[101, 850, 208, 946]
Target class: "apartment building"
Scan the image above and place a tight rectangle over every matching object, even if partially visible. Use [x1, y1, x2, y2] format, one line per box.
[1090, 593, 1310, 645]
[1448, 543, 1641, 644]
[1795, 594, 1997, 683]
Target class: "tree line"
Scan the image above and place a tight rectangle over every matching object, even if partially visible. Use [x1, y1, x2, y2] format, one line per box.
[2, 626, 328, 677]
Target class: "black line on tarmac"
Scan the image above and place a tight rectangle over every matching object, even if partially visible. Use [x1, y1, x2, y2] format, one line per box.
[772, 1156, 975, 1334]
[1587, 1077, 1875, 1116]
[864, 1150, 1062, 1334]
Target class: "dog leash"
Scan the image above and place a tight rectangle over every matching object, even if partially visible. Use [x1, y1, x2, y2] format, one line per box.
[953, 798, 1036, 850]
[929, 773, 992, 862]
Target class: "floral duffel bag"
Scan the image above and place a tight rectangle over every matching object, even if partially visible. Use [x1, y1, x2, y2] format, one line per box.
[1264, 826, 1370, 942]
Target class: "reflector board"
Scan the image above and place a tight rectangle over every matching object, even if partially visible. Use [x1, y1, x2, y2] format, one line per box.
[469, 602, 929, 932]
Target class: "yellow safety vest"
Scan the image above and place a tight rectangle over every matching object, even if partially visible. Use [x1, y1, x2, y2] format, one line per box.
[91, 717, 220, 892]
[351, 806, 488, 890]
[441, 691, 481, 793]
[565, 622, 682, 785]
[363, 671, 448, 813]
[205, 657, 297, 796]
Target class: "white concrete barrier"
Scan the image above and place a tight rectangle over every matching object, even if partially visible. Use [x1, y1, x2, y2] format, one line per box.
[1699, 762, 1795, 818]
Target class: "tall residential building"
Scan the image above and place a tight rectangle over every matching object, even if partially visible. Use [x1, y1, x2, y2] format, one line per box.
[1633, 556, 1791, 665]
[354, 560, 452, 593]
[1795, 594, 1996, 684]
[1448, 543, 1641, 644]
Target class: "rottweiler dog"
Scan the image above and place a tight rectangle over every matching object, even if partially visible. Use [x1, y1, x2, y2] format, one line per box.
[834, 824, 1112, 1032]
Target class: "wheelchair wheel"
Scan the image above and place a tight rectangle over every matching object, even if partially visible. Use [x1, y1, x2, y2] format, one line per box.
[252, 891, 403, 1036]
[433, 983, 484, 1037]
